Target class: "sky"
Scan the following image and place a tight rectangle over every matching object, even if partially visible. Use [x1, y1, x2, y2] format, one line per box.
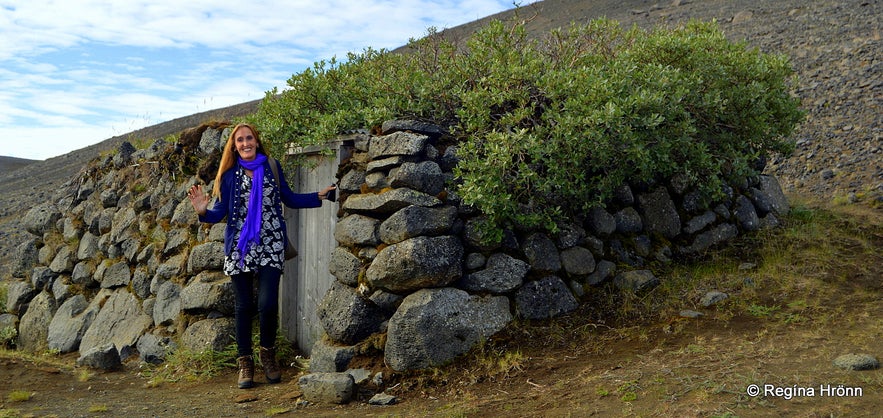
[0, 0, 524, 161]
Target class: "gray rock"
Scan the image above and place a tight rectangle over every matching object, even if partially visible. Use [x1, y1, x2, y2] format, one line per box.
[309, 339, 356, 372]
[833, 353, 879, 371]
[163, 228, 190, 256]
[381, 120, 445, 138]
[458, 253, 528, 294]
[110, 207, 137, 243]
[560, 246, 596, 277]
[328, 247, 362, 287]
[71, 261, 97, 287]
[679, 310, 703, 318]
[47, 295, 96, 353]
[637, 187, 681, 239]
[23, 203, 60, 236]
[514, 276, 578, 320]
[385, 288, 511, 371]
[346, 368, 372, 385]
[368, 290, 404, 315]
[187, 241, 225, 272]
[587, 260, 617, 286]
[6, 280, 37, 315]
[112, 141, 136, 168]
[614, 207, 643, 234]
[171, 197, 198, 226]
[101, 261, 131, 289]
[379, 205, 456, 245]
[388, 161, 446, 195]
[17, 291, 57, 352]
[198, 127, 225, 154]
[366, 156, 404, 174]
[522, 233, 561, 274]
[298, 372, 355, 404]
[0, 314, 18, 331]
[77, 343, 121, 370]
[339, 169, 367, 193]
[153, 281, 182, 326]
[79, 289, 152, 356]
[613, 270, 660, 292]
[180, 272, 233, 315]
[12, 238, 39, 278]
[700, 291, 729, 307]
[181, 317, 234, 353]
[137, 333, 177, 364]
[31, 266, 56, 291]
[334, 214, 381, 247]
[77, 232, 100, 261]
[733, 195, 760, 232]
[48, 245, 74, 274]
[465, 252, 486, 270]
[343, 188, 441, 215]
[317, 282, 385, 345]
[369, 393, 397, 405]
[679, 223, 738, 255]
[368, 131, 428, 160]
[683, 210, 718, 235]
[366, 235, 463, 293]
[756, 175, 789, 216]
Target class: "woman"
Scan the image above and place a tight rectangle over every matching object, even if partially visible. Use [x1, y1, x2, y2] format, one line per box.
[187, 123, 335, 389]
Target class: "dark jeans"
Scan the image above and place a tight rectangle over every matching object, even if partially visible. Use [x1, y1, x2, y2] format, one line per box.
[231, 266, 281, 357]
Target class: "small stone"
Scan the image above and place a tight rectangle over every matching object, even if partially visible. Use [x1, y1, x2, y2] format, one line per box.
[700, 291, 729, 307]
[833, 354, 879, 371]
[679, 310, 703, 319]
[369, 393, 397, 405]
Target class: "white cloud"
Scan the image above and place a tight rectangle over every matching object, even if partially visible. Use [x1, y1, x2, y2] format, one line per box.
[0, 0, 524, 160]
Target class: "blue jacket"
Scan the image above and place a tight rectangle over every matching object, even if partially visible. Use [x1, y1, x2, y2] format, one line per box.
[198, 157, 321, 257]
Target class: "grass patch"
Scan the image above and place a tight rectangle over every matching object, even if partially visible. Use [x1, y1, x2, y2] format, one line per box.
[5, 391, 31, 402]
[88, 404, 109, 413]
[141, 344, 237, 386]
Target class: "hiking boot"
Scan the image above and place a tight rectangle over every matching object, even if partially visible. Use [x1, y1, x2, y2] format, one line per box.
[258, 346, 282, 384]
[237, 355, 254, 389]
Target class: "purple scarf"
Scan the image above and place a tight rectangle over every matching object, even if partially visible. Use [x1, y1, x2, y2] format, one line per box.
[236, 154, 267, 266]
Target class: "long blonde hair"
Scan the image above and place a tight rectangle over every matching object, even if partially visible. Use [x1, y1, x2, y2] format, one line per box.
[212, 123, 272, 198]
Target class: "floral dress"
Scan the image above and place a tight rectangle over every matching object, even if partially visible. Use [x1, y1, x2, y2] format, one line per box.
[223, 167, 286, 275]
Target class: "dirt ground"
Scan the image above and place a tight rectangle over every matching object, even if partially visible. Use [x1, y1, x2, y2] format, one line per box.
[2, 0, 882, 416]
[2, 231, 881, 417]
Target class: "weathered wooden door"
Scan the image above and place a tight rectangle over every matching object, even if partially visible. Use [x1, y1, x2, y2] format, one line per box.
[280, 139, 351, 355]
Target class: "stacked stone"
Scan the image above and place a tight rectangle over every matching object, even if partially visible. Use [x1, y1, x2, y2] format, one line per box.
[4, 126, 236, 369]
[314, 120, 792, 373]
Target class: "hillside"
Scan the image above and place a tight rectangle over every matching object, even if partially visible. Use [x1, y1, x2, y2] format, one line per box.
[0, 0, 881, 416]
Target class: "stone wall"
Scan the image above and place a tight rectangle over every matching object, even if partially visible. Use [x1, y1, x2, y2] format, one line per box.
[4, 125, 233, 368]
[311, 120, 790, 372]
[1, 119, 790, 374]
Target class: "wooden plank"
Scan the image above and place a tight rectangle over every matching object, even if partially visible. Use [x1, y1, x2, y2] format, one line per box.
[280, 141, 351, 355]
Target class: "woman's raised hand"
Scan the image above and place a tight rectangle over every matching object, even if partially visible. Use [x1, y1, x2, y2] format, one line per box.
[187, 184, 210, 216]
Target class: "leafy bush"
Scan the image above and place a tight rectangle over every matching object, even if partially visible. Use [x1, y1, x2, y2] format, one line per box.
[249, 17, 803, 235]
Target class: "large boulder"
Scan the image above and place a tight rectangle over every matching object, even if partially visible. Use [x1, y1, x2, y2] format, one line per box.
[316, 282, 385, 345]
[366, 236, 463, 293]
[384, 288, 511, 371]
[17, 291, 57, 352]
[47, 295, 98, 354]
[79, 289, 152, 356]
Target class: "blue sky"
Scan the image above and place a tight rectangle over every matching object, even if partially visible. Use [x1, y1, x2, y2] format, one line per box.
[1, 0, 523, 160]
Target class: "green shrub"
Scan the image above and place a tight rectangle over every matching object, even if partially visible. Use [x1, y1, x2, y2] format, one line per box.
[250, 17, 803, 236]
